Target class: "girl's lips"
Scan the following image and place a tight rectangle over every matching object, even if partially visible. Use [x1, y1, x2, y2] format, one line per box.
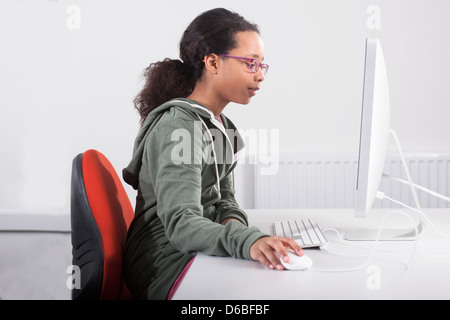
[248, 87, 259, 96]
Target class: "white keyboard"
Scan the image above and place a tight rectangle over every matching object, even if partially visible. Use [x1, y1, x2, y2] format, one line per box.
[272, 218, 328, 249]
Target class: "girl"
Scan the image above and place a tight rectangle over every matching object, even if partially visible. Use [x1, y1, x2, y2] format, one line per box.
[122, 8, 303, 300]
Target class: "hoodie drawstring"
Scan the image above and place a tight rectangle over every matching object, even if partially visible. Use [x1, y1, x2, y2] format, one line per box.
[195, 114, 221, 195]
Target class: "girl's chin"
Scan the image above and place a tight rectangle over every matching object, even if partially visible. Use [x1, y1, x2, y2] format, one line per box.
[232, 97, 252, 106]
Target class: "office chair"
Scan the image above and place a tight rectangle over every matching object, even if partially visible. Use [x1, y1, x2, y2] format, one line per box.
[70, 149, 134, 300]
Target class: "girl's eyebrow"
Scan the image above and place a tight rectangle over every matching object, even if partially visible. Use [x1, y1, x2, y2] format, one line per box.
[249, 53, 264, 61]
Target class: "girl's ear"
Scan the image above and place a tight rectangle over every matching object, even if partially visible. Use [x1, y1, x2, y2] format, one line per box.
[203, 54, 220, 75]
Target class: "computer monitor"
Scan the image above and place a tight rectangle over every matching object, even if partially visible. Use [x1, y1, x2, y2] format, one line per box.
[354, 38, 390, 218]
[346, 38, 422, 241]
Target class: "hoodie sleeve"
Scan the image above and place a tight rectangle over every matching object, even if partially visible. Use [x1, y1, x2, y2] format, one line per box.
[214, 168, 249, 226]
[145, 116, 266, 260]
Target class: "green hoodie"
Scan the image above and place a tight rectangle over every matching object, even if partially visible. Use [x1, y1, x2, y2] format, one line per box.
[122, 98, 267, 299]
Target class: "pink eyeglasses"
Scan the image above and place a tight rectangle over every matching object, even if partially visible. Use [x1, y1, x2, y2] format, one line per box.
[217, 54, 269, 75]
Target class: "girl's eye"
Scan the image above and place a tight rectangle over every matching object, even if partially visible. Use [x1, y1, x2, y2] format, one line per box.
[243, 59, 260, 73]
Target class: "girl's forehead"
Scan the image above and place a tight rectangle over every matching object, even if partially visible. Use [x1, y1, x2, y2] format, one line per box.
[231, 31, 265, 60]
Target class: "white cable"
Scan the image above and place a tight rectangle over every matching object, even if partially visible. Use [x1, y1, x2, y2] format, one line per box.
[389, 129, 423, 211]
[376, 191, 422, 215]
[312, 209, 419, 273]
[383, 129, 450, 239]
[383, 173, 450, 203]
[320, 227, 414, 266]
[379, 193, 450, 240]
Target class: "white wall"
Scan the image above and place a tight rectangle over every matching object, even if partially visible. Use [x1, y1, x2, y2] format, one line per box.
[1, 0, 449, 221]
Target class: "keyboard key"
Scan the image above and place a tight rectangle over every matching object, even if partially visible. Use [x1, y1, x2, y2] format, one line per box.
[272, 218, 327, 249]
[273, 221, 284, 237]
[309, 219, 327, 243]
[296, 220, 312, 245]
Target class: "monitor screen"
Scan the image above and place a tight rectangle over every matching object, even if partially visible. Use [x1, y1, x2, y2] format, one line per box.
[355, 38, 391, 218]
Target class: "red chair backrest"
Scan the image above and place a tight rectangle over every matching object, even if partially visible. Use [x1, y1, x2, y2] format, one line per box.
[81, 149, 134, 299]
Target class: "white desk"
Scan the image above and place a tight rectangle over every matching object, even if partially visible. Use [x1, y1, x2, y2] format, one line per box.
[173, 209, 450, 300]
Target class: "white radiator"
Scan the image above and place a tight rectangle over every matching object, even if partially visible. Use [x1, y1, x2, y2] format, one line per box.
[254, 154, 450, 209]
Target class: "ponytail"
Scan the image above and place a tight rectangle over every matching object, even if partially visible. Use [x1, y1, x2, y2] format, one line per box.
[134, 58, 196, 126]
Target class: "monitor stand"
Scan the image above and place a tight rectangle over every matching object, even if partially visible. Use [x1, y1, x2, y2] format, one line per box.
[345, 129, 425, 241]
[345, 223, 423, 241]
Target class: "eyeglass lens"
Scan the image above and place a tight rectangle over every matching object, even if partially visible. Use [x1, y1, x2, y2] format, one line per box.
[251, 59, 268, 75]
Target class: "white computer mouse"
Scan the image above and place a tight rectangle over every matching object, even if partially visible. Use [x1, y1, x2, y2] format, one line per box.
[279, 250, 313, 271]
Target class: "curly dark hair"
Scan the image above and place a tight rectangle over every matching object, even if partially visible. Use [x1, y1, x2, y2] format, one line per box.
[133, 8, 260, 125]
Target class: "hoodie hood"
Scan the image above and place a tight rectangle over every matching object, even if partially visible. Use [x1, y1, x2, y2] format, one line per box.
[122, 98, 244, 190]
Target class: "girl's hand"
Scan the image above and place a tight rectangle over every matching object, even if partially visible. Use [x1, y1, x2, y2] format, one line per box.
[250, 236, 303, 270]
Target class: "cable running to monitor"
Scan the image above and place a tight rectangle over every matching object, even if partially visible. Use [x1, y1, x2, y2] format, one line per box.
[382, 174, 450, 203]
[373, 129, 450, 240]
